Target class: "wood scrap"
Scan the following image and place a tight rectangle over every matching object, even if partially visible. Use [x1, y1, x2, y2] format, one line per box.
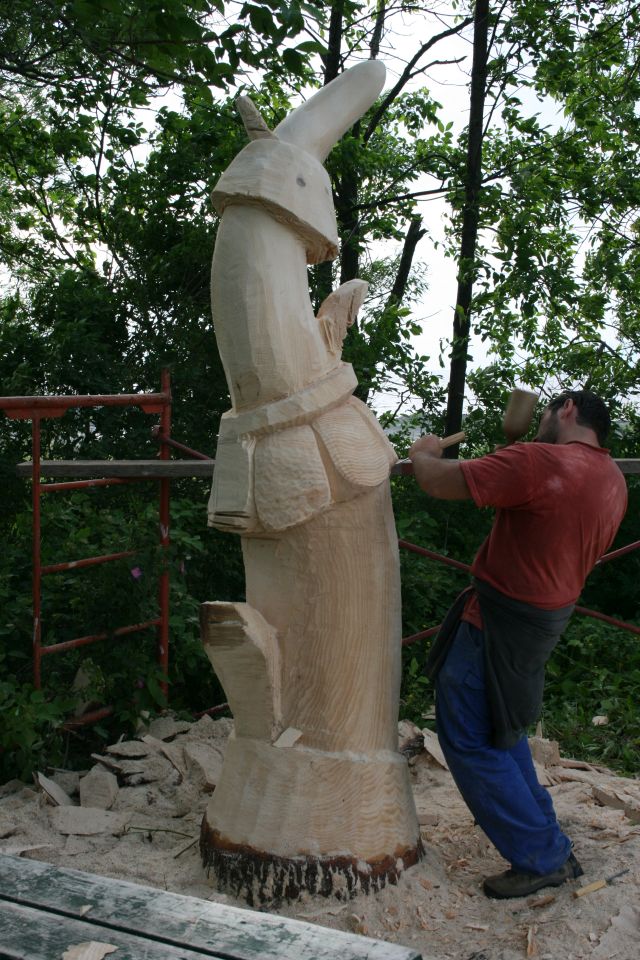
[118, 754, 170, 786]
[528, 736, 561, 768]
[50, 806, 131, 837]
[417, 811, 439, 827]
[526, 924, 538, 957]
[79, 767, 119, 810]
[62, 942, 118, 960]
[549, 767, 603, 785]
[90, 753, 123, 776]
[105, 740, 151, 759]
[532, 759, 555, 787]
[141, 735, 187, 779]
[34, 772, 74, 807]
[593, 783, 639, 812]
[182, 741, 225, 792]
[528, 894, 556, 909]
[273, 727, 303, 748]
[421, 728, 448, 769]
[560, 757, 612, 773]
[147, 716, 192, 741]
[398, 720, 424, 758]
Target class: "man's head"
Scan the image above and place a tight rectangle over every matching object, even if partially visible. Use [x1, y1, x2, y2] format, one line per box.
[536, 390, 611, 447]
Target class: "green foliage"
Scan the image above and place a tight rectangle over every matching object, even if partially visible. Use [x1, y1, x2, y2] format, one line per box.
[1, 0, 639, 782]
[0, 678, 74, 782]
[544, 617, 640, 772]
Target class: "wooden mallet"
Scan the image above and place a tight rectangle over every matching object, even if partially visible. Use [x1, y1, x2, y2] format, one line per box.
[502, 388, 538, 444]
[390, 387, 539, 477]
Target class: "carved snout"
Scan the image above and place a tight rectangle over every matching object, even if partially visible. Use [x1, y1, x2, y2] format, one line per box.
[201, 602, 282, 741]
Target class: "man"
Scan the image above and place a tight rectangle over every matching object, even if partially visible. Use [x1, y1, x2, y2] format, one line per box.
[408, 390, 627, 899]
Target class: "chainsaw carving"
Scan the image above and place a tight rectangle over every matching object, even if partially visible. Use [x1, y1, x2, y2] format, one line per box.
[201, 60, 422, 903]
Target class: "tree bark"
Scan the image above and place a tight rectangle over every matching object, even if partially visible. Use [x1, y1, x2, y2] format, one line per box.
[357, 217, 426, 403]
[444, 0, 490, 455]
[386, 217, 426, 307]
[312, 0, 346, 310]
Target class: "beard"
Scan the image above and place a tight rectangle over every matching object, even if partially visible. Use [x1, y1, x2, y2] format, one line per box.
[535, 414, 559, 444]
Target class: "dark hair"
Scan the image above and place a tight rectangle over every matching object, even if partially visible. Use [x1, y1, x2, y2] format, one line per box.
[547, 390, 611, 446]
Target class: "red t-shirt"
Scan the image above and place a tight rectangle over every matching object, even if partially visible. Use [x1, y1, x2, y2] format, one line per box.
[459, 442, 627, 626]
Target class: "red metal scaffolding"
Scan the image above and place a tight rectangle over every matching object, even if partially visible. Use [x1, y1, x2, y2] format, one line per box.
[0, 371, 173, 715]
[1, 377, 638, 722]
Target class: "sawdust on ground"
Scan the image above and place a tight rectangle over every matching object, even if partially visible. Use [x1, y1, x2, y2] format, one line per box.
[1, 714, 639, 960]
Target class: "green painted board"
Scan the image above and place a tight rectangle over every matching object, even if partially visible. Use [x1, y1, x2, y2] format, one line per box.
[0, 898, 223, 960]
[0, 856, 423, 960]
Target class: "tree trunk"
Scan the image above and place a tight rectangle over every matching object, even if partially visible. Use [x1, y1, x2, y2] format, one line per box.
[357, 216, 426, 403]
[444, 0, 489, 454]
[312, 0, 345, 310]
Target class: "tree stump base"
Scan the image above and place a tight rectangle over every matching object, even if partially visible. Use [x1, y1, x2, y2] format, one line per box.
[201, 822, 423, 905]
[199, 736, 423, 904]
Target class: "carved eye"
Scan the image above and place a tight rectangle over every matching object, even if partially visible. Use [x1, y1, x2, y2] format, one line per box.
[296, 176, 306, 187]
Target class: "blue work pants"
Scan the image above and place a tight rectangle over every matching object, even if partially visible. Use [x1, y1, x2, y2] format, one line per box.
[434, 621, 571, 875]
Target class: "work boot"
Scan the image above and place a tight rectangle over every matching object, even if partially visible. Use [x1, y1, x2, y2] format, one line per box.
[483, 853, 583, 899]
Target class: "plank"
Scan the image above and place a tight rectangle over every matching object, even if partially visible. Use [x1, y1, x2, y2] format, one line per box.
[15, 460, 215, 479]
[392, 458, 640, 476]
[615, 459, 640, 474]
[17, 456, 640, 480]
[0, 899, 223, 960]
[0, 856, 423, 960]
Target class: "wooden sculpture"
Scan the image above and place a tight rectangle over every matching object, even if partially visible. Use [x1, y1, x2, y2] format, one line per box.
[200, 60, 422, 904]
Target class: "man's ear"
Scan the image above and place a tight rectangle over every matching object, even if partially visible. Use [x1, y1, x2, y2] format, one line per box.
[560, 398, 576, 421]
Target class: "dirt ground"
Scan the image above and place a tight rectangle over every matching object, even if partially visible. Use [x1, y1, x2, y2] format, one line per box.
[1, 714, 639, 960]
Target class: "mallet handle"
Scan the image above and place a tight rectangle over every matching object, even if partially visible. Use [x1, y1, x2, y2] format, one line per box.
[391, 431, 466, 476]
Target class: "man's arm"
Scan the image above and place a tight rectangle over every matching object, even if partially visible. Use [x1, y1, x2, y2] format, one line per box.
[408, 435, 472, 500]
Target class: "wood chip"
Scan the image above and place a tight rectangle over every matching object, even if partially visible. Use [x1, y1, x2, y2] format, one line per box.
[182, 741, 225, 792]
[50, 806, 131, 837]
[526, 924, 538, 957]
[417, 811, 439, 826]
[79, 767, 119, 810]
[34, 771, 74, 807]
[560, 758, 611, 773]
[90, 754, 124, 775]
[528, 736, 561, 768]
[105, 740, 151, 759]
[421, 728, 448, 769]
[62, 942, 118, 960]
[533, 759, 555, 787]
[273, 727, 303, 748]
[593, 784, 636, 811]
[528, 894, 556, 909]
[141, 735, 187, 779]
[147, 716, 192, 740]
[398, 719, 424, 757]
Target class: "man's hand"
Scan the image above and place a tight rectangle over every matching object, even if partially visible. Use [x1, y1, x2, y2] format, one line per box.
[408, 434, 471, 501]
[409, 434, 443, 460]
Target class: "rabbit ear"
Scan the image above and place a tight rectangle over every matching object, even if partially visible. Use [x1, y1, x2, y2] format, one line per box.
[274, 60, 385, 162]
[236, 96, 277, 141]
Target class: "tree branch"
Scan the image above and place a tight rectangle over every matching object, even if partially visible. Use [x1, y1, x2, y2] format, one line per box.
[363, 16, 474, 143]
